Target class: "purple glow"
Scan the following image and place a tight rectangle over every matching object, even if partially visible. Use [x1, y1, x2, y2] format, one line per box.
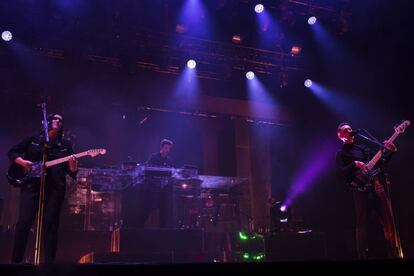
[255, 8, 281, 48]
[308, 81, 379, 121]
[171, 62, 200, 105]
[58, 0, 75, 8]
[246, 73, 275, 104]
[310, 20, 348, 71]
[308, 23, 380, 120]
[56, 0, 86, 14]
[178, 0, 210, 37]
[246, 74, 278, 122]
[283, 139, 337, 208]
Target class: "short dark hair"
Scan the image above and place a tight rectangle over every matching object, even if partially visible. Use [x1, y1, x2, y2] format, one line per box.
[337, 122, 350, 132]
[46, 112, 64, 140]
[160, 139, 173, 148]
[47, 112, 64, 122]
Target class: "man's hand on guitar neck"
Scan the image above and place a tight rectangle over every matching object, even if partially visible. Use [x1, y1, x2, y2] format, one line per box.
[354, 161, 369, 173]
[14, 157, 33, 171]
[68, 155, 78, 172]
[383, 140, 397, 152]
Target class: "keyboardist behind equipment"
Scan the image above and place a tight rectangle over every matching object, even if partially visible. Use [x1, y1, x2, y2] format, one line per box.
[129, 138, 175, 229]
[145, 139, 174, 167]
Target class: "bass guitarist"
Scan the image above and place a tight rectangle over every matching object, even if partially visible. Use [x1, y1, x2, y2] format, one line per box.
[335, 122, 399, 259]
[7, 113, 78, 263]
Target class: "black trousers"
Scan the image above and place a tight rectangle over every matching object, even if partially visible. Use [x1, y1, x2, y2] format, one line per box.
[12, 180, 65, 263]
[122, 181, 173, 228]
[352, 189, 397, 259]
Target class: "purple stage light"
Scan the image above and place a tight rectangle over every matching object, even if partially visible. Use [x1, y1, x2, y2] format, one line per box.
[187, 59, 196, 69]
[178, 0, 210, 38]
[232, 34, 243, 44]
[283, 139, 337, 209]
[1, 30, 12, 41]
[291, 45, 301, 55]
[254, 4, 264, 14]
[246, 71, 255, 80]
[304, 79, 313, 88]
[308, 16, 317, 25]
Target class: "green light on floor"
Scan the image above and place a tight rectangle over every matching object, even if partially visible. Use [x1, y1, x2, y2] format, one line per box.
[242, 252, 265, 261]
[256, 253, 265, 260]
[239, 231, 248, 240]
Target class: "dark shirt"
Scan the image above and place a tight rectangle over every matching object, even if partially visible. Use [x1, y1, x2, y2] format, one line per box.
[8, 134, 78, 187]
[145, 152, 173, 167]
[335, 142, 392, 188]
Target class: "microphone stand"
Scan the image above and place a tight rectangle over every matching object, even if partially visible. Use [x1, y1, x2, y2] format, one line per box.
[356, 129, 404, 258]
[382, 158, 404, 258]
[355, 129, 386, 150]
[34, 101, 49, 265]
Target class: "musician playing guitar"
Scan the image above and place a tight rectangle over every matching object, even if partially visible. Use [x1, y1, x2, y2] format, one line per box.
[335, 121, 409, 259]
[7, 113, 78, 263]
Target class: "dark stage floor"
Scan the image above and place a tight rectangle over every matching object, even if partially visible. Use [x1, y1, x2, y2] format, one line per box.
[1, 259, 413, 276]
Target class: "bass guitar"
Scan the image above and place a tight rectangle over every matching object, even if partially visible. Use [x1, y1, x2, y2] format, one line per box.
[6, 148, 106, 187]
[350, 120, 410, 191]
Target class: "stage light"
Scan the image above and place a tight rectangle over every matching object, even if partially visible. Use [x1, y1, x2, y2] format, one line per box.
[232, 34, 243, 44]
[246, 71, 255, 80]
[1, 30, 12, 41]
[270, 200, 289, 224]
[290, 45, 302, 55]
[304, 79, 313, 87]
[308, 16, 317, 25]
[175, 23, 186, 33]
[239, 232, 249, 241]
[187, 59, 196, 69]
[254, 4, 264, 14]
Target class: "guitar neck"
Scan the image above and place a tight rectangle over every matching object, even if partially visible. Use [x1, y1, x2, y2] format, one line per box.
[45, 151, 90, 168]
[366, 131, 399, 170]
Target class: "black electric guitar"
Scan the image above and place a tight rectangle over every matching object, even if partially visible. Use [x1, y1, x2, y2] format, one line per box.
[350, 120, 410, 191]
[6, 148, 107, 188]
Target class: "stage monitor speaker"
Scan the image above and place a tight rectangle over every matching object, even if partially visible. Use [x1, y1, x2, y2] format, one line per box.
[79, 251, 208, 264]
[264, 231, 327, 261]
[56, 230, 112, 263]
[111, 228, 204, 254]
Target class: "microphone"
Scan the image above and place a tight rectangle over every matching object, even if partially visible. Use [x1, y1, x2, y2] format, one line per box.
[349, 129, 361, 136]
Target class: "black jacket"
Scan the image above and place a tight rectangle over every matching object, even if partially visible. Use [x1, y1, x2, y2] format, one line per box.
[145, 152, 173, 167]
[8, 134, 78, 187]
[335, 142, 392, 189]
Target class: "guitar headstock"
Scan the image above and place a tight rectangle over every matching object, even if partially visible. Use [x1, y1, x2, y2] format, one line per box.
[87, 148, 107, 157]
[394, 120, 411, 134]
